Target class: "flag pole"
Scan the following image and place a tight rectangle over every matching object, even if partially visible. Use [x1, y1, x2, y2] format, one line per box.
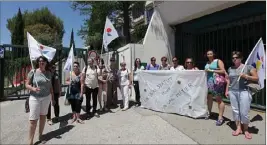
[237, 38, 262, 81]
[28, 47, 39, 88]
[69, 45, 74, 94]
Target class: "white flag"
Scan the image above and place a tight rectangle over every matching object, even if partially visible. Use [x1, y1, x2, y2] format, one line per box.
[245, 38, 266, 89]
[102, 17, 119, 51]
[27, 32, 56, 62]
[63, 44, 74, 72]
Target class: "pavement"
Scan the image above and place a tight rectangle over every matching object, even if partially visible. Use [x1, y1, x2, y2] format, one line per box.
[0, 96, 265, 144]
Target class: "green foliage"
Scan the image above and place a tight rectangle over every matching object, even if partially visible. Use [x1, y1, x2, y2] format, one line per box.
[131, 24, 148, 43]
[7, 7, 64, 46]
[11, 8, 24, 45]
[72, 1, 146, 51]
[70, 28, 76, 56]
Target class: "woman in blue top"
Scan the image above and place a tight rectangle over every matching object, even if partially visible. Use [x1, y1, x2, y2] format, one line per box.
[204, 50, 226, 126]
[146, 57, 160, 70]
[66, 62, 84, 124]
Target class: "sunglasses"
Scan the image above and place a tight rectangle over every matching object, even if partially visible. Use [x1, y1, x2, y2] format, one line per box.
[232, 57, 240, 59]
[110, 60, 115, 62]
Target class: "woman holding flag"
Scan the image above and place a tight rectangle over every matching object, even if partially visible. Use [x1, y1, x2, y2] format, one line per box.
[25, 56, 54, 145]
[225, 51, 259, 139]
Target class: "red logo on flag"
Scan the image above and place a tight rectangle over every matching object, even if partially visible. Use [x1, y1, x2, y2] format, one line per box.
[106, 28, 112, 36]
[106, 28, 112, 32]
[39, 45, 44, 50]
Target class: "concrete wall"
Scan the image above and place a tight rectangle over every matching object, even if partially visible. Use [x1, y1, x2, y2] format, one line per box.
[142, 8, 175, 65]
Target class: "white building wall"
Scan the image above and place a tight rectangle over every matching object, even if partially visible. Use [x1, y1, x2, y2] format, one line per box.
[142, 8, 175, 65]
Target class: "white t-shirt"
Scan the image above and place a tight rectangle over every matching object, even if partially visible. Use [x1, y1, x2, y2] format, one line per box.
[82, 66, 99, 89]
[133, 66, 145, 81]
[118, 69, 131, 86]
[170, 65, 185, 71]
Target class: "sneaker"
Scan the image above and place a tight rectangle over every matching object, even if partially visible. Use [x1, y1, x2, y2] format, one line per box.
[122, 107, 129, 111]
[94, 112, 100, 118]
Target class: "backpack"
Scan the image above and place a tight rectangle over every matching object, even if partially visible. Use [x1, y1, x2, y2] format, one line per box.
[25, 69, 36, 113]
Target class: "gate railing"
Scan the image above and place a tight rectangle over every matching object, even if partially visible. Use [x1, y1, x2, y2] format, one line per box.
[0, 44, 88, 100]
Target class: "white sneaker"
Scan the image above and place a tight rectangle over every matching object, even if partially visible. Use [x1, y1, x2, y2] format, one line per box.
[122, 107, 129, 111]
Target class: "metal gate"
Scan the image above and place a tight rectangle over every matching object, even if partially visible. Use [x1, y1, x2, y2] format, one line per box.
[0, 44, 88, 100]
[175, 2, 266, 109]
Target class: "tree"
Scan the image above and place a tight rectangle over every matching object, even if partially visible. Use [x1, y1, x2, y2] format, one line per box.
[71, 1, 144, 51]
[69, 28, 77, 56]
[5, 7, 65, 89]
[11, 8, 24, 45]
[7, 7, 64, 47]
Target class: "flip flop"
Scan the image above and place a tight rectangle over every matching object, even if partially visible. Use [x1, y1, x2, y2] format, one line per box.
[70, 118, 77, 124]
[77, 119, 84, 124]
[244, 131, 252, 139]
[232, 130, 242, 136]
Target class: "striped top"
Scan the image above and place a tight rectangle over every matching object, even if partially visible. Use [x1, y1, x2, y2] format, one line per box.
[27, 70, 52, 98]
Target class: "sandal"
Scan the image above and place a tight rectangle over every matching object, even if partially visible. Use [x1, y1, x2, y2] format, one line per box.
[47, 119, 53, 125]
[70, 118, 77, 124]
[77, 119, 84, 124]
[244, 131, 252, 139]
[216, 118, 224, 126]
[232, 130, 242, 136]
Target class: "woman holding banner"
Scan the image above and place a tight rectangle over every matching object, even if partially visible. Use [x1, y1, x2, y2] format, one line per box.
[25, 56, 54, 145]
[184, 58, 199, 70]
[204, 50, 226, 126]
[225, 51, 258, 139]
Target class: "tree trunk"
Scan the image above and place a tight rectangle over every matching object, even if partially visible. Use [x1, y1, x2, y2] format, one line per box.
[122, 2, 131, 44]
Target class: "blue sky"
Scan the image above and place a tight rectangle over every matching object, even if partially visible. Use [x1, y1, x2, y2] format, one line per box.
[0, 1, 89, 48]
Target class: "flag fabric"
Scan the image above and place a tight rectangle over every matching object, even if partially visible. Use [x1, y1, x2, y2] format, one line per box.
[245, 38, 266, 89]
[102, 17, 119, 52]
[63, 44, 74, 72]
[27, 32, 56, 62]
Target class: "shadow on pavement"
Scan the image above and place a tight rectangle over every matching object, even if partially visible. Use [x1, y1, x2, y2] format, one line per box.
[52, 113, 72, 128]
[226, 114, 262, 134]
[34, 125, 74, 145]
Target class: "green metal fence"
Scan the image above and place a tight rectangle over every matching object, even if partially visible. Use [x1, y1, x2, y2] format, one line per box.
[0, 44, 88, 100]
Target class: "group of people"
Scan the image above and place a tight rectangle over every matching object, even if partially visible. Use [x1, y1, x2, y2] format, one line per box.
[25, 49, 259, 144]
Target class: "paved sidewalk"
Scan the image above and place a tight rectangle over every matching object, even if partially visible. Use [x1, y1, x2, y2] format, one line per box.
[0, 98, 197, 144]
[0, 97, 265, 144]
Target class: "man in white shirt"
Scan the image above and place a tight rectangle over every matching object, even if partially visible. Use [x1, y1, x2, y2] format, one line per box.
[170, 57, 185, 71]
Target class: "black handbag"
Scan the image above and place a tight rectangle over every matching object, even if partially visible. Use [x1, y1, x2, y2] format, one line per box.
[25, 69, 36, 113]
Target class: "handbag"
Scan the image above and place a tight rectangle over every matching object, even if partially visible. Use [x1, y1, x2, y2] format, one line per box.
[64, 87, 70, 106]
[213, 59, 226, 86]
[246, 83, 261, 95]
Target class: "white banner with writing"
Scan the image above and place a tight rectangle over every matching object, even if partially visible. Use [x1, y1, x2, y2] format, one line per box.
[138, 70, 208, 118]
